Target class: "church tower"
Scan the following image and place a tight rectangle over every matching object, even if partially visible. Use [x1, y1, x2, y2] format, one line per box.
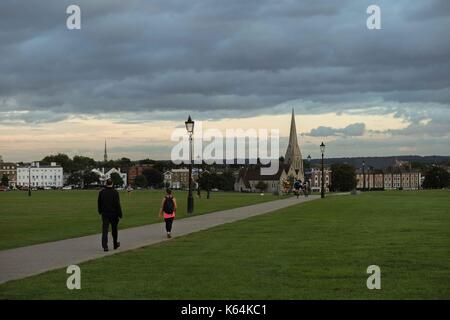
[285, 109, 304, 180]
[104, 139, 108, 162]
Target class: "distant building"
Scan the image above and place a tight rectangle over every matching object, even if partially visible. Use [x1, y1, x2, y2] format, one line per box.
[128, 164, 153, 186]
[0, 160, 17, 187]
[91, 167, 127, 187]
[234, 109, 305, 193]
[163, 170, 173, 187]
[356, 170, 421, 190]
[17, 162, 63, 188]
[234, 163, 298, 193]
[308, 167, 332, 192]
[164, 168, 201, 189]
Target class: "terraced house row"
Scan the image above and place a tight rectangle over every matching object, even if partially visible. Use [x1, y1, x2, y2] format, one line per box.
[356, 170, 422, 190]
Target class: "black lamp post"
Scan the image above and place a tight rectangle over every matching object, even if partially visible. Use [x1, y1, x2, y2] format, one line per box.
[28, 164, 32, 197]
[185, 115, 195, 214]
[362, 160, 366, 191]
[306, 154, 312, 184]
[320, 142, 325, 199]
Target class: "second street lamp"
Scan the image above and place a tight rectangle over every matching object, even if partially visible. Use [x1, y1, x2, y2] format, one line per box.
[185, 115, 195, 215]
[320, 142, 325, 199]
[28, 164, 32, 197]
[362, 160, 366, 191]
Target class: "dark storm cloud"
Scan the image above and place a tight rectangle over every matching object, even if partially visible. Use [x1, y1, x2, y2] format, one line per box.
[0, 0, 449, 124]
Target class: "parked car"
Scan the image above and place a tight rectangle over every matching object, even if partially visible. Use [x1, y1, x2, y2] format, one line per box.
[62, 186, 72, 190]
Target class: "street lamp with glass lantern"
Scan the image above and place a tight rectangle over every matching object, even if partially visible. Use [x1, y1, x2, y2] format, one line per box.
[306, 154, 312, 185]
[185, 115, 195, 214]
[320, 142, 325, 198]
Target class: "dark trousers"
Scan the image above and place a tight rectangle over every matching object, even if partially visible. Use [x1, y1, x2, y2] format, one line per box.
[165, 217, 174, 233]
[102, 215, 119, 249]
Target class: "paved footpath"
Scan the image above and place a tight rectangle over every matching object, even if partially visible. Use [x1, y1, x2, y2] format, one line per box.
[0, 195, 318, 284]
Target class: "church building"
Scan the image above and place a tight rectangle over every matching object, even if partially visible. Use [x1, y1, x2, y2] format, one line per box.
[234, 110, 304, 193]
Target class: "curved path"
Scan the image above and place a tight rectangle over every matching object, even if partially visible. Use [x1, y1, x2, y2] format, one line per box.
[0, 195, 318, 284]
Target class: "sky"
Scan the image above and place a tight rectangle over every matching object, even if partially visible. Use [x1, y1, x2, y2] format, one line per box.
[0, 0, 449, 162]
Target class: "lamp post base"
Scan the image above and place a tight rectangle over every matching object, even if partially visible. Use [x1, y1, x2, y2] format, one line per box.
[187, 195, 194, 214]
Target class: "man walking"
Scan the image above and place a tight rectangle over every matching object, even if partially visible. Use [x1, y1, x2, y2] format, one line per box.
[98, 178, 122, 251]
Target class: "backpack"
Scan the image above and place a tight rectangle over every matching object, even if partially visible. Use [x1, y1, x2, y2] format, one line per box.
[163, 196, 175, 214]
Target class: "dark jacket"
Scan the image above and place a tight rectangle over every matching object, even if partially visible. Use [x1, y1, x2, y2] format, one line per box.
[98, 187, 123, 218]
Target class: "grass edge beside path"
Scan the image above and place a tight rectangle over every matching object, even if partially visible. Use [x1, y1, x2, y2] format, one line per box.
[1, 190, 449, 299]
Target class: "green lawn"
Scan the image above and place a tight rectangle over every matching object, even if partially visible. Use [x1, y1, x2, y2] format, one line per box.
[1, 190, 449, 299]
[0, 190, 278, 250]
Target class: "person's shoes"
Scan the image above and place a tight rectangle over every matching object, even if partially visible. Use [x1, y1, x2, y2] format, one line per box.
[114, 242, 121, 250]
[167, 233, 172, 239]
[103, 247, 109, 252]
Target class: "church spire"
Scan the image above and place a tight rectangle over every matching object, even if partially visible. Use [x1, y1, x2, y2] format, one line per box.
[285, 109, 304, 180]
[104, 139, 108, 162]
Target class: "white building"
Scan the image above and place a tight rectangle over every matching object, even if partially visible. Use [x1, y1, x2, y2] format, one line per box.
[17, 162, 63, 188]
[91, 168, 127, 187]
[308, 168, 332, 192]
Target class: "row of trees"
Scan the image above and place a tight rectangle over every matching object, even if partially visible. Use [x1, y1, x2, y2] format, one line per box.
[134, 169, 164, 188]
[422, 167, 450, 189]
[197, 171, 236, 197]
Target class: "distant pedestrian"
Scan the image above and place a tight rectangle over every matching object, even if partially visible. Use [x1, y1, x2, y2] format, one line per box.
[293, 179, 302, 198]
[97, 178, 123, 252]
[197, 186, 201, 198]
[159, 189, 177, 239]
[127, 185, 132, 195]
[302, 182, 309, 197]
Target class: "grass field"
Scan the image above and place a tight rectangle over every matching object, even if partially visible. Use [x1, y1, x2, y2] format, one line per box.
[0, 190, 278, 250]
[1, 190, 449, 299]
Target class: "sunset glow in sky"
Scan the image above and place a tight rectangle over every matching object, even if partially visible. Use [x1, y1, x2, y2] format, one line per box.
[1, 0, 449, 162]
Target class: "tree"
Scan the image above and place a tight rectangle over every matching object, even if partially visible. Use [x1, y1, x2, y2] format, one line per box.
[198, 172, 213, 199]
[411, 161, 428, 173]
[117, 157, 132, 169]
[134, 175, 148, 188]
[303, 159, 312, 170]
[330, 163, 357, 192]
[72, 155, 96, 172]
[83, 171, 100, 186]
[67, 172, 83, 186]
[220, 171, 236, 191]
[142, 168, 163, 188]
[42, 153, 73, 173]
[255, 181, 268, 193]
[110, 172, 124, 187]
[205, 171, 235, 192]
[1, 174, 9, 186]
[422, 167, 450, 189]
[153, 161, 166, 173]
